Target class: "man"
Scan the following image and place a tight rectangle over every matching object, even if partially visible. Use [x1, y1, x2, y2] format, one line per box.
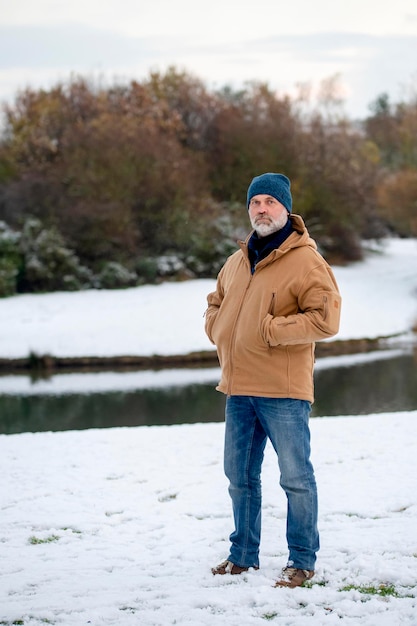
[204, 173, 341, 588]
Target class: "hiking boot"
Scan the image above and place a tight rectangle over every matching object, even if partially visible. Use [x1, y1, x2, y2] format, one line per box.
[274, 566, 314, 588]
[211, 560, 259, 575]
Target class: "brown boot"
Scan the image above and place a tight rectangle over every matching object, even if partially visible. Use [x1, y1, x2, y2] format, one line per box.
[274, 566, 314, 588]
[211, 560, 259, 575]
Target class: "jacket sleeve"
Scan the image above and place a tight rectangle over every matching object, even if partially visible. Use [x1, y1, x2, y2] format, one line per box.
[204, 274, 225, 345]
[260, 263, 341, 346]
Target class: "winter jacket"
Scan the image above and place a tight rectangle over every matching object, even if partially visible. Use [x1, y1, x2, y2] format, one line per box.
[204, 214, 341, 403]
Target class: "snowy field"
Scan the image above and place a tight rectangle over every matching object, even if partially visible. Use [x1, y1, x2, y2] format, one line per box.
[1, 238, 417, 625]
[1, 412, 417, 626]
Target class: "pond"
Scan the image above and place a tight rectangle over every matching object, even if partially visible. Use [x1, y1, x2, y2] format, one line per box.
[0, 348, 416, 435]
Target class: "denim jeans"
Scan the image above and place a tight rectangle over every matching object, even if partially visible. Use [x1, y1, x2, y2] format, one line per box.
[224, 395, 319, 571]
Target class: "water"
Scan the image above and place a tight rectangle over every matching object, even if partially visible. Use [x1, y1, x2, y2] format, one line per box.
[0, 350, 416, 435]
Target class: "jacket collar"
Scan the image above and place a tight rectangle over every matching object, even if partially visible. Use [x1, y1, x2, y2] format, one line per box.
[239, 214, 315, 262]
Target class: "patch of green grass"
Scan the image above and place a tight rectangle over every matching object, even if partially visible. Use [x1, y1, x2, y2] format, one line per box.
[0, 616, 54, 626]
[28, 528, 81, 545]
[158, 493, 178, 502]
[28, 534, 60, 545]
[340, 583, 399, 597]
[262, 612, 278, 620]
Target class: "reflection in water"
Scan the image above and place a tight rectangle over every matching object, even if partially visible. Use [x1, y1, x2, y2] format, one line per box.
[0, 353, 416, 434]
[0, 383, 226, 435]
[312, 353, 417, 417]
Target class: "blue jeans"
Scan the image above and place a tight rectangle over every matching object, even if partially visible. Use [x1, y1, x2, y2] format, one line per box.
[224, 396, 319, 571]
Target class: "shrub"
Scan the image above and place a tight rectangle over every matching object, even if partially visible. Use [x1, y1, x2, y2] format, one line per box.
[0, 221, 21, 296]
[18, 217, 93, 292]
[96, 261, 137, 289]
[134, 257, 159, 284]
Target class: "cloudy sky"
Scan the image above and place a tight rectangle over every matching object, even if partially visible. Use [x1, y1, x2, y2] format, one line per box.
[1, 0, 417, 119]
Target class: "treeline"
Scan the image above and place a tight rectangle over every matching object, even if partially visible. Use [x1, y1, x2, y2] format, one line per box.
[0, 68, 416, 296]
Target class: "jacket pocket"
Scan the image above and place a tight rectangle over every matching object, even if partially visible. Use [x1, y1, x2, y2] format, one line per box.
[204, 308, 218, 344]
[268, 290, 277, 316]
[321, 291, 341, 334]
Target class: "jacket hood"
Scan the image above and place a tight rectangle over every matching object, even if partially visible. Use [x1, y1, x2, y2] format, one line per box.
[239, 214, 317, 262]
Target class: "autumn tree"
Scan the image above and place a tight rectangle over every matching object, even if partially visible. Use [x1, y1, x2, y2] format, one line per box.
[0, 77, 212, 270]
[1, 68, 414, 293]
[366, 85, 417, 236]
[293, 77, 381, 260]
[206, 82, 298, 204]
[376, 170, 417, 236]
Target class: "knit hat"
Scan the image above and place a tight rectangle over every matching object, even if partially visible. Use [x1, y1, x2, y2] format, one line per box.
[247, 173, 292, 213]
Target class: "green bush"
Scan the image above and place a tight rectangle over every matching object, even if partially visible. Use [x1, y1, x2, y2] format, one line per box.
[18, 217, 93, 292]
[0, 257, 19, 297]
[134, 257, 159, 284]
[185, 211, 244, 277]
[0, 221, 21, 297]
[96, 261, 137, 289]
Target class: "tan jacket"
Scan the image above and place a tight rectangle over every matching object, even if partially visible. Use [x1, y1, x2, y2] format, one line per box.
[204, 214, 341, 403]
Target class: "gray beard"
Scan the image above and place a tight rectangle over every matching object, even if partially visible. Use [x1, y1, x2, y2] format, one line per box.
[250, 213, 288, 237]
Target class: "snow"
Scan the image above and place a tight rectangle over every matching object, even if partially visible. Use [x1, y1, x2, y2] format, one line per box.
[0, 279, 216, 359]
[1, 414, 417, 625]
[1, 238, 417, 625]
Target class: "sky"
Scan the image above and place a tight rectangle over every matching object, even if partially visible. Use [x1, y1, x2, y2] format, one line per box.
[1, 0, 417, 120]
[1, 237, 417, 625]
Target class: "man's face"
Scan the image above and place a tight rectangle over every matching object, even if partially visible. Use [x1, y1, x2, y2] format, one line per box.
[248, 194, 289, 237]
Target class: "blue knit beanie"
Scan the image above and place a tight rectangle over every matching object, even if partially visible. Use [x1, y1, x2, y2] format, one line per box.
[247, 173, 292, 213]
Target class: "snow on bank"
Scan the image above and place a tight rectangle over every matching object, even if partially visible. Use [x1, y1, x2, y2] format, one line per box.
[1, 411, 416, 625]
[0, 238, 416, 360]
[0, 347, 411, 397]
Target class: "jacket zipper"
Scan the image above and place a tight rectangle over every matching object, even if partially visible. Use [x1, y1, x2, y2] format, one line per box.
[227, 275, 253, 395]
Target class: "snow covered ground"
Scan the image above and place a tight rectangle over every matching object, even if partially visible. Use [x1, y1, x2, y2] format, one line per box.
[1, 238, 417, 625]
[1, 412, 417, 626]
